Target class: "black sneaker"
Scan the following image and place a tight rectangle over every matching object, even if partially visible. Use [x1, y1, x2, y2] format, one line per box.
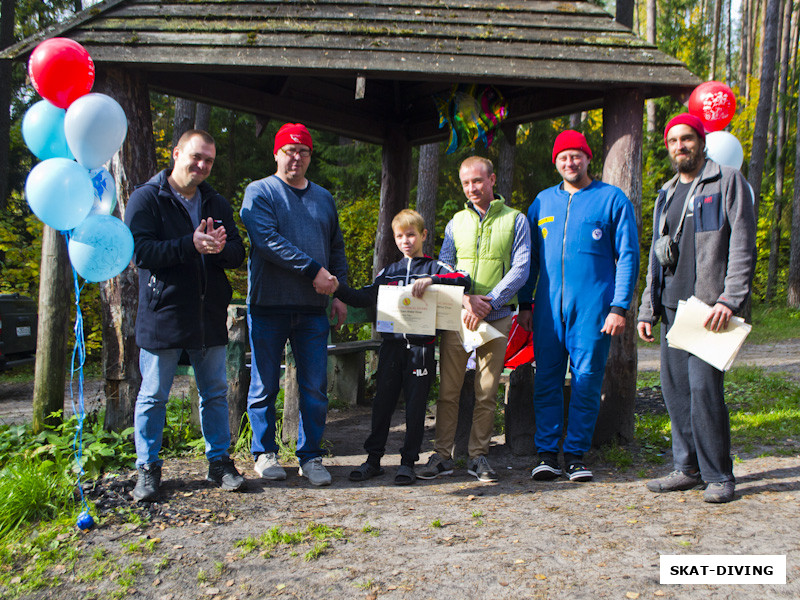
[133, 463, 161, 502]
[531, 454, 562, 481]
[566, 462, 593, 482]
[207, 456, 247, 491]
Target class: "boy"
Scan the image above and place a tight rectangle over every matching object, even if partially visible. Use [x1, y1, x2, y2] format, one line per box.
[335, 209, 470, 485]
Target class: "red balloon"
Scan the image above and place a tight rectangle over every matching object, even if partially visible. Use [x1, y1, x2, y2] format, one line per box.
[28, 38, 95, 109]
[688, 81, 736, 132]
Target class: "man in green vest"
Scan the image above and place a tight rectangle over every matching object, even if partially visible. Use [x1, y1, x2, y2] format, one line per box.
[417, 156, 531, 482]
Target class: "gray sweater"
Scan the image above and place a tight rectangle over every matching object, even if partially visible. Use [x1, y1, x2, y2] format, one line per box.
[240, 175, 348, 311]
[638, 159, 756, 324]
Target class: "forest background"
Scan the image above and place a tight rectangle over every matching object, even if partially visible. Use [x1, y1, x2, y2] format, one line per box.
[0, 0, 798, 354]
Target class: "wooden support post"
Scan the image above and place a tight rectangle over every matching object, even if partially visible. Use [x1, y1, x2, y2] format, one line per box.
[373, 125, 412, 275]
[94, 67, 156, 432]
[32, 226, 70, 433]
[282, 342, 300, 447]
[596, 88, 644, 447]
[504, 364, 536, 456]
[496, 125, 517, 202]
[226, 303, 249, 444]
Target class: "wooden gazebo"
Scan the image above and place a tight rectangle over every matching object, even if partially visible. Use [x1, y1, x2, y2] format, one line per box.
[6, 0, 699, 442]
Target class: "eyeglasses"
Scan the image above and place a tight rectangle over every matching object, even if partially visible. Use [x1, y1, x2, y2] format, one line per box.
[280, 148, 311, 158]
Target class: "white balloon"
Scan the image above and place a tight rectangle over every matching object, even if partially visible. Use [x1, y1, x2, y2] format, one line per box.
[64, 93, 128, 170]
[705, 130, 744, 170]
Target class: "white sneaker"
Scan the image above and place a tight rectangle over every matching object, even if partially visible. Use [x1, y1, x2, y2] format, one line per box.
[299, 457, 332, 486]
[254, 452, 286, 480]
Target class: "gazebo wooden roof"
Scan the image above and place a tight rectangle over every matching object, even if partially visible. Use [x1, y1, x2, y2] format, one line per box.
[7, 0, 699, 145]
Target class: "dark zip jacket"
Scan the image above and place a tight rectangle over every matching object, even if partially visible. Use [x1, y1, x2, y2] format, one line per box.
[125, 169, 245, 350]
[334, 255, 471, 346]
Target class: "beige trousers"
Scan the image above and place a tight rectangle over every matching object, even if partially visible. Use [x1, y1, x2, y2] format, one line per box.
[435, 315, 512, 459]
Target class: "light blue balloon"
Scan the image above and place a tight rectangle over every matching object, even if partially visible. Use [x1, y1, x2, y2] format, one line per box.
[88, 167, 117, 215]
[25, 158, 94, 231]
[64, 93, 128, 170]
[21, 100, 74, 160]
[68, 214, 134, 282]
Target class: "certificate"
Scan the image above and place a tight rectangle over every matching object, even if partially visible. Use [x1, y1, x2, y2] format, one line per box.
[376, 285, 437, 336]
[431, 284, 464, 331]
[665, 295, 752, 371]
[459, 316, 505, 352]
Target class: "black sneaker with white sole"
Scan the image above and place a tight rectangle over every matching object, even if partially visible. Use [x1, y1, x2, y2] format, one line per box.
[531, 454, 562, 481]
[566, 462, 593, 482]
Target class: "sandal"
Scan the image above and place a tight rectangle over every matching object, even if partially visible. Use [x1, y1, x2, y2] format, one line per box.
[394, 464, 416, 486]
[349, 462, 384, 482]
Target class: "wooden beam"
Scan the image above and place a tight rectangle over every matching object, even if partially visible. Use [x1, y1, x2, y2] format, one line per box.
[148, 72, 388, 144]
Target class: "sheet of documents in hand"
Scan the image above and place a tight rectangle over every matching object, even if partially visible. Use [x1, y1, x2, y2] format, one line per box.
[458, 315, 505, 352]
[665, 295, 751, 371]
[376, 284, 464, 336]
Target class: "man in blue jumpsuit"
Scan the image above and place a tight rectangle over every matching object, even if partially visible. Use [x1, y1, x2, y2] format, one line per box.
[518, 130, 639, 482]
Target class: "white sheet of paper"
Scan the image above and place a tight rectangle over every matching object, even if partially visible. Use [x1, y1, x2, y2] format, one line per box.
[458, 314, 505, 352]
[376, 285, 437, 336]
[665, 295, 752, 371]
[431, 284, 464, 331]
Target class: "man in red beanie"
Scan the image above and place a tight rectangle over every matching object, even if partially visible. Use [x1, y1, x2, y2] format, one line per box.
[638, 114, 755, 503]
[240, 123, 349, 487]
[518, 130, 639, 483]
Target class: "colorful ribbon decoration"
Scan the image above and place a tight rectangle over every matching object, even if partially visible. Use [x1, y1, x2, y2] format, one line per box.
[434, 85, 507, 154]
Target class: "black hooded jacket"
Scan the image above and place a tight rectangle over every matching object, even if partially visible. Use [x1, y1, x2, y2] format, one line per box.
[125, 169, 245, 350]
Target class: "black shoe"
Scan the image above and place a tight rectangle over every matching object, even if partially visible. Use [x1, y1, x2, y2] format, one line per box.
[566, 461, 593, 482]
[531, 453, 562, 481]
[207, 456, 247, 491]
[133, 463, 161, 502]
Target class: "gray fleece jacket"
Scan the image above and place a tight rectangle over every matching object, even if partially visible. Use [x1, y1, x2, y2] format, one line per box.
[638, 159, 756, 324]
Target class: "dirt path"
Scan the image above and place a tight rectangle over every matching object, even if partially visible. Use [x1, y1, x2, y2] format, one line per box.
[3, 343, 800, 599]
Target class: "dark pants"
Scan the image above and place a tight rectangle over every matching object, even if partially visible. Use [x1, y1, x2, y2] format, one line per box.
[366, 339, 435, 467]
[660, 307, 733, 483]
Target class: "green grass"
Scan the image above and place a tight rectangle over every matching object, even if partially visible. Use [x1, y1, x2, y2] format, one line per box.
[748, 303, 800, 345]
[233, 522, 345, 561]
[634, 365, 800, 460]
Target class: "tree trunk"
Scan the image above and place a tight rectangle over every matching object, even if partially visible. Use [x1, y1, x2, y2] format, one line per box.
[709, 0, 722, 79]
[374, 125, 411, 275]
[725, 0, 732, 86]
[415, 142, 439, 257]
[496, 126, 516, 204]
[766, 0, 794, 300]
[596, 88, 643, 447]
[195, 102, 211, 132]
[748, 0, 781, 223]
[171, 97, 196, 150]
[32, 227, 70, 432]
[0, 0, 15, 212]
[94, 67, 156, 432]
[787, 74, 800, 306]
[646, 0, 658, 132]
[739, 0, 748, 93]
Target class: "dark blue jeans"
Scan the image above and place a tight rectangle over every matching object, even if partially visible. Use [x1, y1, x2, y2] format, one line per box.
[247, 312, 329, 466]
[661, 307, 733, 483]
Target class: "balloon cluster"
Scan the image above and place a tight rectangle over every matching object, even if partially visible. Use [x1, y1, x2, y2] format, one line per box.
[23, 38, 133, 282]
[687, 81, 744, 171]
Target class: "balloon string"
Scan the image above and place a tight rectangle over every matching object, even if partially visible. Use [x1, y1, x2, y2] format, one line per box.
[64, 231, 89, 513]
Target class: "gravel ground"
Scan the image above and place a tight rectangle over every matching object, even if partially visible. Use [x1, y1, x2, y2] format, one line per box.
[1, 343, 799, 599]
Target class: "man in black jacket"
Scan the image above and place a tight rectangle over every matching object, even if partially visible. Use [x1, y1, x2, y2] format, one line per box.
[125, 129, 246, 502]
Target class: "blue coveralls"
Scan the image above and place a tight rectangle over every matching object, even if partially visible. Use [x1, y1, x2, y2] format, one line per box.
[519, 180, 639, 456]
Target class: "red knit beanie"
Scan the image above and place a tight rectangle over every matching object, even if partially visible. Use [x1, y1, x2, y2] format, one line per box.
[663, 113, 706, 146]
[274, 123, 313, 154]
[552, 130, 593, 163]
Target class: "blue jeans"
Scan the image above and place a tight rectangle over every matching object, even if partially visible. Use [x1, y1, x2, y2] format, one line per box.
[247, 312, 329, 465]
[134, 346, 231, 467]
